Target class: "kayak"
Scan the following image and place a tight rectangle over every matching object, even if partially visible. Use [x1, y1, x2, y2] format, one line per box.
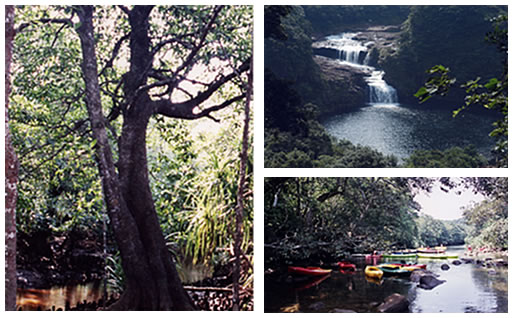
[365, 275, 383, 285]
[417, 247, 445, 254]
[288, 266, 332, 276]
[417, 253, 458, 259]
[378, 265, 412, 276]
[386, 263, 427, 270]
[382, 253, 417, 259]
[338, 261, 357, 271]
[377, 264, 412, 276]
[364, 266, 383, 279]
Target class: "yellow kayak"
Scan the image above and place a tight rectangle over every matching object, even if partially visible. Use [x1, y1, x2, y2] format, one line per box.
[365, 266, 383, 279]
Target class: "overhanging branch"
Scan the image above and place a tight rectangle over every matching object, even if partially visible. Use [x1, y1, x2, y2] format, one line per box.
[153, 94, 245, 121]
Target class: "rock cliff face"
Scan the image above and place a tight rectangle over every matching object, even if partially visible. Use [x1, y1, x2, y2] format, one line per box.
[311, 25, 402, 114]
[312, 25, 402, 68]
[313, 56, 367, 115]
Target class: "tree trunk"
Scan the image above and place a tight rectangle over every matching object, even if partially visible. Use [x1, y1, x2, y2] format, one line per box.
[5, 5, 18, 311]
[232, 59, 253, 311]
[75, 5, 194, 310]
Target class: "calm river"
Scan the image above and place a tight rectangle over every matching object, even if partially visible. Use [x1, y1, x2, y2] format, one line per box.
[321, 103, 497, 161]
[265, 246, 508, 313]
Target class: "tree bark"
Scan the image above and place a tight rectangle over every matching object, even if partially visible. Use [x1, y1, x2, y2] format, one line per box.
[5, 5, 19, 311]
[75, 5, 194, 310]
[232, 59, 253, 311]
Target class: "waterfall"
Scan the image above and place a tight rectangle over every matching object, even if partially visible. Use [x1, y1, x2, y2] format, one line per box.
[327, 33, 367, 65]
[323, 33, 399, 105]
[366, 71, 398, 104]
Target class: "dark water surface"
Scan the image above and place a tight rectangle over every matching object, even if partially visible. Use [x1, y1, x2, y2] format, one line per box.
[265, 246, 507, 313]
[321, 103, 497, 161]
[16, 281, 106, 310]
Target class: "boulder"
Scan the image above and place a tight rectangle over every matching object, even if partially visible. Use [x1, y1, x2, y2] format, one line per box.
[441, 264, 450, 270]
[410, 269, 434, 282]
[493, 259, 508, 267]
[378, 293, 409, 313]
[418, 275, 445, 290]
[452, 260, 462, 266]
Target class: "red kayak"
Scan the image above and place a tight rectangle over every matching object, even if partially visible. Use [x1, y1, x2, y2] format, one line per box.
[338, 261, 357, 271]
[288, 266, 332, 276]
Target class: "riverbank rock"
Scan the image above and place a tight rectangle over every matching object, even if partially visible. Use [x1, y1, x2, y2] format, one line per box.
[441, 264, 450, 270]
[461, 258, 474, 264]
[410, 269, 431, 282]
[493, 259, 508, 267]
[377, 293, 409, 313]
[410, 270, 445, 290]
[452, 260, 462, 266]
[418, 275, 446, 290]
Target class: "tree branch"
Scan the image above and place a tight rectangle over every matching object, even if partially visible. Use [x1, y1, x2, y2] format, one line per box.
[99, 32, 131, 77]
[154, 94, 245, 121]
[146, 57, 250, 108]
[16, 18, 72, 34]
[150, 33, 196, 56]
[139, 5, 224, 98]
[118, 5, 131, 16]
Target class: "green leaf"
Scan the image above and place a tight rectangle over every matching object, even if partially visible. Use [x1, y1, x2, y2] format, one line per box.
[484, 78, 499, 90]
[414, 86, 428, 98]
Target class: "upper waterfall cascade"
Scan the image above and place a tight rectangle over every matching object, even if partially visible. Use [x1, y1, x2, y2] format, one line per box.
[325, 33, 398, 104]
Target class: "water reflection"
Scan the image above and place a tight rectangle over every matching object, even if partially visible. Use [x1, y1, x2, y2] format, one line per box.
[16, 281, 105, 311]
[265, 246, 508, 313]
[322, 104, 496, 161]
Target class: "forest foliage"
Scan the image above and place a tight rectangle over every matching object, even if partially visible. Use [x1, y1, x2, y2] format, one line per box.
[10, 5, 253, 290]
[414, 14, 508, 166]
[264, 178, 507, 267]
[383, 5, 507, 103]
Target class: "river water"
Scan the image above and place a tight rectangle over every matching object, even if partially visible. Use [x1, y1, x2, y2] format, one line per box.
[316, 32, 497, 161]
[16, 281, 106, 311]
[322, 103, 496, 160]
[264, 246, 508, 313]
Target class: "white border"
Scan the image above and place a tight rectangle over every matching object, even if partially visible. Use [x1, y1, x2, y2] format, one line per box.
[1, 1, 512, 316]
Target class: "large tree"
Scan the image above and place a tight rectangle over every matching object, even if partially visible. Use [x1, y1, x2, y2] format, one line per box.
[12, 5, 252, 310]
[5, 4, 19, 311]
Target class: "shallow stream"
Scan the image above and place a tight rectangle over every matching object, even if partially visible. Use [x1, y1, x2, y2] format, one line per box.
[265, 246, 508, 313]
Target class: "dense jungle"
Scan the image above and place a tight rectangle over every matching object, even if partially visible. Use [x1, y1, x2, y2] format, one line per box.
[264, 5, 507, 168]
[5, 5, 253, 311]
[264, 177, 508, 313]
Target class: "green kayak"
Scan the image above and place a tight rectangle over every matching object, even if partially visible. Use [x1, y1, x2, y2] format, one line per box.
[377, 264, 412, 277]
[416, 253, 458, 259]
